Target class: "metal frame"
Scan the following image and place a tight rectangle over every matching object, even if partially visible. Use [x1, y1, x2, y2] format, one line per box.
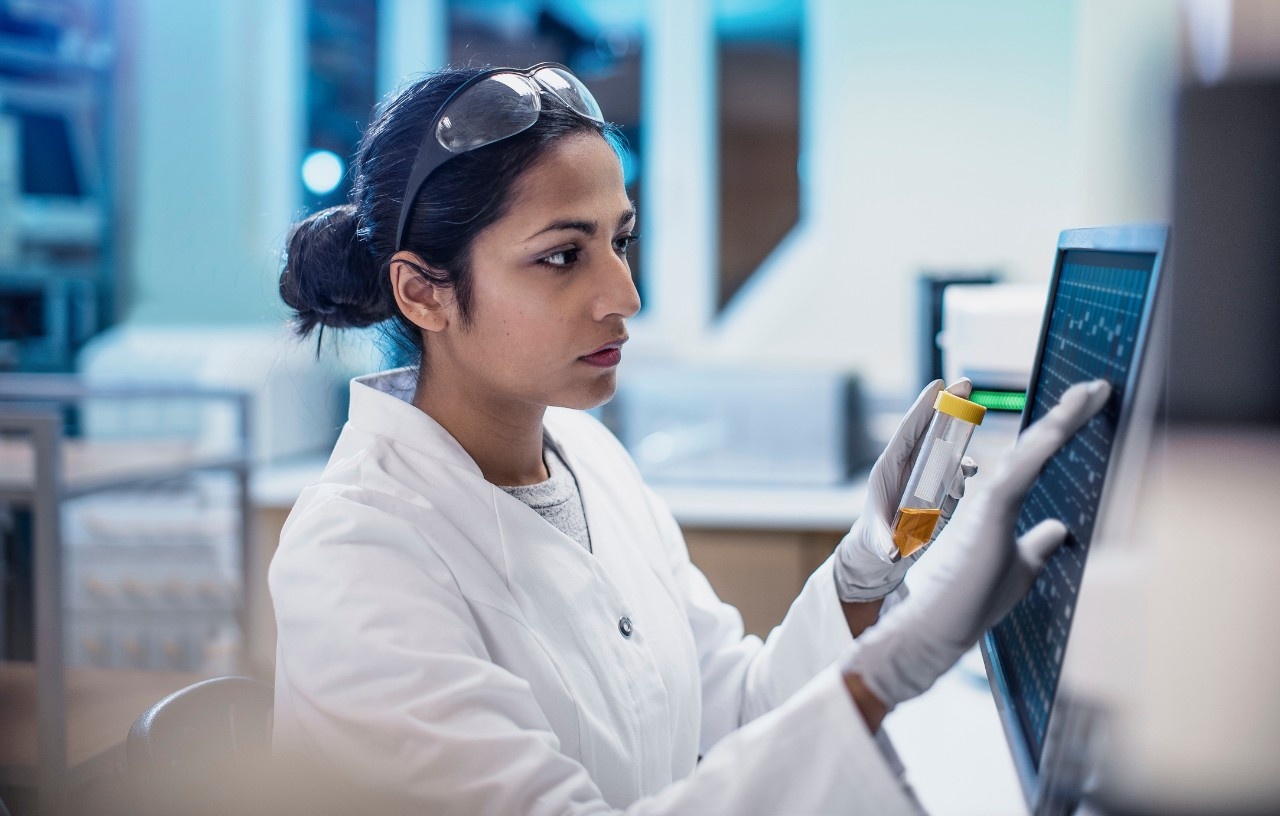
[979, 223, 1170, 816]
[0, 374, 253, 816]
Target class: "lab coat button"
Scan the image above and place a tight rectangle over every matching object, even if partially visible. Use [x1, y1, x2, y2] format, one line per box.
[618, 616, 633, 638]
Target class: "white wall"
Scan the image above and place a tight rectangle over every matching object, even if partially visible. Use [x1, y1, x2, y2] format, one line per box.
[639, 0, 718, 348]
[1069, 0, 1180, 227]
[707, 0, 1181, 398]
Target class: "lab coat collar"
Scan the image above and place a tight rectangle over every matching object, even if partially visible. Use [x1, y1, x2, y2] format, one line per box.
[348, 368, 590, 493]
[348, 367, 485, 479]
[343, 368, 614, 595]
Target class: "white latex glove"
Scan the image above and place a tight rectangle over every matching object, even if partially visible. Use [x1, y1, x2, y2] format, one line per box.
[834, 378, 978, 602]
[842, 379, 1111, 710]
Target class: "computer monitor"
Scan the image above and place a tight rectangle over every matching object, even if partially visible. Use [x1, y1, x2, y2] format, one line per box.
[980, 224, 1169, 815]
[0, 79, 105, 249]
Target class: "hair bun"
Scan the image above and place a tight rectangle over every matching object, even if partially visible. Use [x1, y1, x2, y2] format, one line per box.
[279, 204, 392, 334]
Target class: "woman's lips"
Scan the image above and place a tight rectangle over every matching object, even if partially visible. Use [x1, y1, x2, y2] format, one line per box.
[581, 347, 622, 368]
[581, 339, 625, 368]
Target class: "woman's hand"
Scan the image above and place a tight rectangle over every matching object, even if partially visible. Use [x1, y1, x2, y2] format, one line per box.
[841, 379, 1111, 715]
[833, 378, 977, 603]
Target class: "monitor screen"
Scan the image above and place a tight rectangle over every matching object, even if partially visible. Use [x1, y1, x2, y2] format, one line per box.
[0, 83, 104, 248]
[982, 226, 1168, 813]
[19, 109, 83, 196]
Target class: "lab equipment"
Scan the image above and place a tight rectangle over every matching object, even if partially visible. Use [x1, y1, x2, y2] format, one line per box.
[890, 391, 985, 560]
[937, 282, 1046, 414]
[842, 380, 1111, 709]
[833, 379, 974, 603]
[916, 272, 998, 389]
[980, 224, 1168, 816]
[604, 362, 872, 486]
[938, 283, 1045, 392]
[76, 324, 365, 464]
[0, 115, 15, 264]
[1043, 75, 1280, 816]
[1, 51, 114, 372]
[0, 81, 105, 249]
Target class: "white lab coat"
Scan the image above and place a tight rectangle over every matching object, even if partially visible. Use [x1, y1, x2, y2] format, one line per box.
[270, 368, 918, 815]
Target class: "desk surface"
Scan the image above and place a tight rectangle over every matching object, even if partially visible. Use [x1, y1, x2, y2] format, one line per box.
[253, 455, 868, 532]
[0, 662, 206, 778]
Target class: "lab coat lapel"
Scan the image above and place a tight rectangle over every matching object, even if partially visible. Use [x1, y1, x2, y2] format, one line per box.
[347, 369, 524, 612]
[489, 476, 619, 629]
[546, 419, 679, 606]
[350, 434, 524, 617]
[543, 414, 699, 787]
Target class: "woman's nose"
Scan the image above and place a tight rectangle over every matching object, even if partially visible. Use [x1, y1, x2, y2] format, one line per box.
[593, 252, 641, 321]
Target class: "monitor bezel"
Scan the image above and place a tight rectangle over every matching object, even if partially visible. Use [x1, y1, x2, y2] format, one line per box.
[980, 223, 1169, 815]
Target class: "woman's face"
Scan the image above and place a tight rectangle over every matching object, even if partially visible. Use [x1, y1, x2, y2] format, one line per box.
[435, 131, 641, 412]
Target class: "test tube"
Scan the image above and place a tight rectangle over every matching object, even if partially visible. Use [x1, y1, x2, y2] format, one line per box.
[891, 390, 986, 559]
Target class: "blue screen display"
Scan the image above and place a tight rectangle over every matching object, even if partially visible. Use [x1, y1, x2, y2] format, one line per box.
[989, 249, 1156, 765]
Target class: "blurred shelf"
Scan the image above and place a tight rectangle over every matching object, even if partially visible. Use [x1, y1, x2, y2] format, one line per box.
[0, 438, 248, 500]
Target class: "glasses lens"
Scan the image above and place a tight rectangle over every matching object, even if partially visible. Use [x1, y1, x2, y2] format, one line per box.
[436, 73, 541, 153]
[533, 66, 604, 122]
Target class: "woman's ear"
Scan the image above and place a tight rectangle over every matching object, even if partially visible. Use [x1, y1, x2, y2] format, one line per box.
[389, 251, 454, 333]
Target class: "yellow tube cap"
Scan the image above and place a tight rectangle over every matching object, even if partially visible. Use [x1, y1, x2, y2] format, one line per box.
[934, 390, 987, 425]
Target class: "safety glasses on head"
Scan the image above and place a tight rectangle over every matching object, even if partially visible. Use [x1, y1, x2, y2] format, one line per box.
[395, 62, 605, 251]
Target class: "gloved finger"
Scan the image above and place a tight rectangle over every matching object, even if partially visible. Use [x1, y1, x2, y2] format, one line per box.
[934, 456, 978, 540]
[997, 380, 1110, 496]
[937, 492, 959, 530]
[944, 377, 973, 399]
[882, 379, 947, 471]
[868, 380, 948, 514]
[945, 456, 979, 501]
[980, 519, 1072, 634]
[1016, 518, 1069, 568]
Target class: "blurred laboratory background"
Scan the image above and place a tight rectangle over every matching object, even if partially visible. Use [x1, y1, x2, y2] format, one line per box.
[0, 0, 1277, 814]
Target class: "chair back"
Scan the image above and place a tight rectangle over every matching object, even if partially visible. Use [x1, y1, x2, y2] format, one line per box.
[127, 675, 274, 816]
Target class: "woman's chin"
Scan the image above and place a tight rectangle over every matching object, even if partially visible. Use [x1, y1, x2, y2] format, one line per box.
[554, 373, 619, 411]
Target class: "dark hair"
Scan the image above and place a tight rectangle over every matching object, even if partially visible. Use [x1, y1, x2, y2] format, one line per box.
[279, 66, 620, 362]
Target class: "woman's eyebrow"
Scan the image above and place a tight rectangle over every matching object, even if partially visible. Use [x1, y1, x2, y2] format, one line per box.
[527, 218, 596, 240]
[525, 207, 637, 241]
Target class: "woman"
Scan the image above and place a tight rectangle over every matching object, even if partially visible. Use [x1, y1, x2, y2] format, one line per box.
[272, 64, 1108, 814]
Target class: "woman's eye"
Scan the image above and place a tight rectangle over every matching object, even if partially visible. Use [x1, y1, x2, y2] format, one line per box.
[614, 233, 640, 255]
[540, 247, 579, 268]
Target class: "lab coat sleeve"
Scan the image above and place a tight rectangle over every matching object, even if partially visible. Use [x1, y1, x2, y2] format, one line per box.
[272, 493, 918, 815]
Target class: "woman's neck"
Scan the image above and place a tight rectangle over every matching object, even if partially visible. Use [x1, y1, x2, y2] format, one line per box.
[413, 370, 548, 487]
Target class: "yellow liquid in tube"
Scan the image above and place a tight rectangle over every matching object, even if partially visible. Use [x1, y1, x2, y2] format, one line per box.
[892, 507, 942, 558]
